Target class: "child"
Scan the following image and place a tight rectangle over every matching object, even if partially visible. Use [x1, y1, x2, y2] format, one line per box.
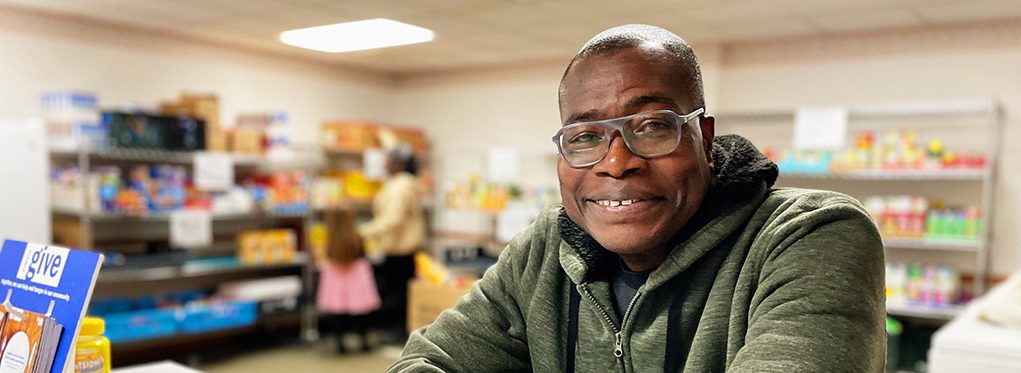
[316, 208, 381, 353]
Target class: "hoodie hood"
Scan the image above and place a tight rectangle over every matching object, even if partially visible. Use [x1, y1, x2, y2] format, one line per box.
[558, 134, 778, 282]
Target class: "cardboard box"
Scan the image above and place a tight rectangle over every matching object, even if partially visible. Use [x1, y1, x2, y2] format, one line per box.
[322, 122, 379, 151]
[231, 128, 265, 155]
[160, 92, 226, 151]
[407, 278, 476, 333]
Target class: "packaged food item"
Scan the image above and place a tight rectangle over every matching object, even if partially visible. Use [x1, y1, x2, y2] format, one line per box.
[75, 317, 111, 373]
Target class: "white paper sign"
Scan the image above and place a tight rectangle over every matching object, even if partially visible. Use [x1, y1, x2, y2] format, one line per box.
[363, 148, 387, 180]
[793, 107, 848, 150]
[487, 147, 520, 183]
[194, 152, 234, 191]
[496, 203, 541, 243]
[170, 210, 212, 249]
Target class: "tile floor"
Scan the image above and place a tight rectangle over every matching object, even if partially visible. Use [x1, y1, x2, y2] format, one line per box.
[201, 341, 401, 373]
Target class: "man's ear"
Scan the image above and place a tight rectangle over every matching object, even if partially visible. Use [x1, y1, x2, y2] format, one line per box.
[700, 115, 715, 165]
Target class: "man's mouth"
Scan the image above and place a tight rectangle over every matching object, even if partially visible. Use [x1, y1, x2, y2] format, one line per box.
[584, 196, 666, 213]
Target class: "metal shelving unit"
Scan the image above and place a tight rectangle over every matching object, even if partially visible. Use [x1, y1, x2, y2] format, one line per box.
[718, 100, 1003, 321]
[886, 302, 965, 321]
[49, 144, 322, 354]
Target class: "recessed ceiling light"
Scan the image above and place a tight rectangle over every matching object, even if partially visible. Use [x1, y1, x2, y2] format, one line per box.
[279, 18, 434, 53]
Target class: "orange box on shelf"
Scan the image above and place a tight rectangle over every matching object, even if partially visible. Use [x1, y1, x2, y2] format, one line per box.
[237, 229, 297, 265]
[322, 122, 379, 151]
[231, 128, 265, 155]
[385, 125, 430, 156]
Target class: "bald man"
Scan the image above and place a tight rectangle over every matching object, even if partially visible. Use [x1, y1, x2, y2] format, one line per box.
[390, 25, 885, 372]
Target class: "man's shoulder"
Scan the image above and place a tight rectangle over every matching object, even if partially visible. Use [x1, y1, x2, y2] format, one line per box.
[763, 187, 866, 214]
[756, 187, 873, 234]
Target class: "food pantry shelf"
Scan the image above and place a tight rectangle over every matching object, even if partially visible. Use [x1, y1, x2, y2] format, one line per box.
[52, 207, 309, 222]
[50, 148, 264, 166]
[886, 303, 965, 320]
[781, 169, 987, 181]
[94, 254, 308, 299]
[883, 238, 982, 252]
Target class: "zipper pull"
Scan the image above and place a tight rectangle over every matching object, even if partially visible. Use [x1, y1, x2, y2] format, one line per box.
[613, 332, 623, 359]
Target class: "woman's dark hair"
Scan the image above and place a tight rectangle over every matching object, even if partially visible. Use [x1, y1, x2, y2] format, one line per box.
[390, 144, 418, 176]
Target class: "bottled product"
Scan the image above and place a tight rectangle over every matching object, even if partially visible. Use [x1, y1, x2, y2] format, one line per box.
[75, 317, 111, 373]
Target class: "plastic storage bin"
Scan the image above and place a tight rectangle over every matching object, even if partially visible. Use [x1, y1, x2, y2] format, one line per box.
[178, 301, 257, 333]
[103, 309, 178, 343]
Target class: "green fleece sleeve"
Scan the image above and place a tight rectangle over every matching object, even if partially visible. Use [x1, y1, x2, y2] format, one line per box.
[730, 197, 886, 373]
[388, 237, 531, 372]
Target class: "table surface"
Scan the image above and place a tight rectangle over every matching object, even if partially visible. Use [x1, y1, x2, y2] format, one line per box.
[111, 361, 204, 373]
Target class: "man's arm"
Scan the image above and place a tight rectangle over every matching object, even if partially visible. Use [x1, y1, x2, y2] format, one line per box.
[388, 237, 531, 372]
[730, 198, 886, 372]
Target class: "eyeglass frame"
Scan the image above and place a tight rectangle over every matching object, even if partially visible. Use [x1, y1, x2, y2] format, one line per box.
[552, 108, 706, 168]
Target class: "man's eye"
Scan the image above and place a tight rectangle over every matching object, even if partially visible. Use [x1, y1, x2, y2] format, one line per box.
[633, 119, 676, 135]
[568, 132, 601, 145]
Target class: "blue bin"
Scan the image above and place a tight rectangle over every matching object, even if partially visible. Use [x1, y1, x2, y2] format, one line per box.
[178, 301, 257, 333]
[104, 309, 179, 343]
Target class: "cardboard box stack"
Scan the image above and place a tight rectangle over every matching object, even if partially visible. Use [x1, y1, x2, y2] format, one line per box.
[322, 121, 380, 151]
[159, 92, 226, 151]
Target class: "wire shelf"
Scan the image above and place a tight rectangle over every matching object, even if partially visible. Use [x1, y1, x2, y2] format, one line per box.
[780, 169, 987, 181]
[883, 238, 982, 252]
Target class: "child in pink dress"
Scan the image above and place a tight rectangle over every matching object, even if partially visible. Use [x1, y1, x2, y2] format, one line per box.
[317, 209, 381, 353]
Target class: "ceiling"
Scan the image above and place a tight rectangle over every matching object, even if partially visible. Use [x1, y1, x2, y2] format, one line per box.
[3, 0, 1021, 75]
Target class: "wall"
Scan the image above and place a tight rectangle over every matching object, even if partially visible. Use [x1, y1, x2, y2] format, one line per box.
[393, 22, 1021, 277]
[0, 5, 397, 147]
[715, 21, 1021, 276]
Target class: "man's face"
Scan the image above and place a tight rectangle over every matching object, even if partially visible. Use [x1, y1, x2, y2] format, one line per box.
[557, 47, 714, 258]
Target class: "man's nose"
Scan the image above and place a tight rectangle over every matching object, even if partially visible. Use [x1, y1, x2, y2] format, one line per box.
[592, 134, 643, 178]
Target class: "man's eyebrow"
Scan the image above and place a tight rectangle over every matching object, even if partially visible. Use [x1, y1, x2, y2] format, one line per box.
[564, 109, 600, 125]
[625, 94, 678, 109]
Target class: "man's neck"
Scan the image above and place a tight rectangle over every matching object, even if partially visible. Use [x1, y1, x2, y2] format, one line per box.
[618, 250, 666, 273]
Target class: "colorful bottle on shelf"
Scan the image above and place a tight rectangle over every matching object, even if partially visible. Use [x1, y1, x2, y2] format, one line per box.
[75, 317, 111, 373]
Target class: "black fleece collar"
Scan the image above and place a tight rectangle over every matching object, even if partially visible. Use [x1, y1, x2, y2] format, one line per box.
[557, 134, 779, 281]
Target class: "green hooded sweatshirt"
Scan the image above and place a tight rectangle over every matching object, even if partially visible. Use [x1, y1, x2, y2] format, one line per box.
[391, 135, 886, 372]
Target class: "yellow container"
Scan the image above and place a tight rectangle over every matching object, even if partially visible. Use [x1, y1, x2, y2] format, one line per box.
[75, 317, 111, 373]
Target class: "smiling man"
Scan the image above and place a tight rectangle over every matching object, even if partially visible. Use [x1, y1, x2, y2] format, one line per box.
[391, 25, 885, 372]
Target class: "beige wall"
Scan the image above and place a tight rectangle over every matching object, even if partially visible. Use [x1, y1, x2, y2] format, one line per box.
[393, 23, 1021, 277]
[715, 23, 1021, 277]
[0, 6, 397, 146]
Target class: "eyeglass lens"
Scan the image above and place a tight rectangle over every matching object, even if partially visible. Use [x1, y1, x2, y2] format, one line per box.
[560, 111, 682, 166]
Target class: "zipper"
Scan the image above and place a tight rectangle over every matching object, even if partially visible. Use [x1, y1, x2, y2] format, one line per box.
[579, 284, 643, 361]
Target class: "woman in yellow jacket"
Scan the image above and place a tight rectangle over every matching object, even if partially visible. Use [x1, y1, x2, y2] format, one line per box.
[359, 145, 426, 341]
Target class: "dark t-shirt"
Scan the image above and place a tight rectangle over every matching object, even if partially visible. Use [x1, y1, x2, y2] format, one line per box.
[610, 260, 650, 318]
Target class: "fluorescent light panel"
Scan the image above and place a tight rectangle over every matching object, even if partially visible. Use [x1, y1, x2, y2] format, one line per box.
[280, 18, 434, 53]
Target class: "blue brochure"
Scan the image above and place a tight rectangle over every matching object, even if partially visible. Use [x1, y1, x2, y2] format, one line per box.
[0, 239, 104, 373]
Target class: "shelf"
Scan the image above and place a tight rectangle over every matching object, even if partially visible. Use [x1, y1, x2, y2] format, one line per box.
[50, 148, 264, 166]
[886, 302, 965, 320]
[780, 169, 987, 181]
[883, 238, 982, 252]
[323, 148, 365, 157]
[94, 255, 307, 299]
[52, 207, 309, 222]
[113, 308, 302, 355]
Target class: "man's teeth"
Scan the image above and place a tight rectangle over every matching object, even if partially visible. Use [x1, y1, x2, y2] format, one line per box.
[596, 199, 638, 207]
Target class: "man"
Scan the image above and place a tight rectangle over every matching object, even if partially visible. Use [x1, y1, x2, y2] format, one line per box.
[391, 24, 885, 372]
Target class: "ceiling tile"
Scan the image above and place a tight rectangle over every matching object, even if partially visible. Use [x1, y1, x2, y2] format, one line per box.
[5, 0, 1020, 74]
[914, 0, 1021, 23]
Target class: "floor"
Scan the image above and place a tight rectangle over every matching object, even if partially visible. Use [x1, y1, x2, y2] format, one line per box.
[199, 338, 401, 373]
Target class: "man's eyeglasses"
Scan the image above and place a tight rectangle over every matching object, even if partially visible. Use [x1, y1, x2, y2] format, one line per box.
[552, 108, 705, 168]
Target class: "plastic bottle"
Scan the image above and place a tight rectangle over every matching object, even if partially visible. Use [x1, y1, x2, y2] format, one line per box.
[75, 317, 111, 373]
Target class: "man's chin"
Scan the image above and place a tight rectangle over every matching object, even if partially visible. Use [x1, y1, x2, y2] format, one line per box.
[591, 230, 661, 256]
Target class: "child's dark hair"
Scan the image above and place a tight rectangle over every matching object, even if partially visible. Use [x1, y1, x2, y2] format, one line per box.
[324, 208, 363, 267]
